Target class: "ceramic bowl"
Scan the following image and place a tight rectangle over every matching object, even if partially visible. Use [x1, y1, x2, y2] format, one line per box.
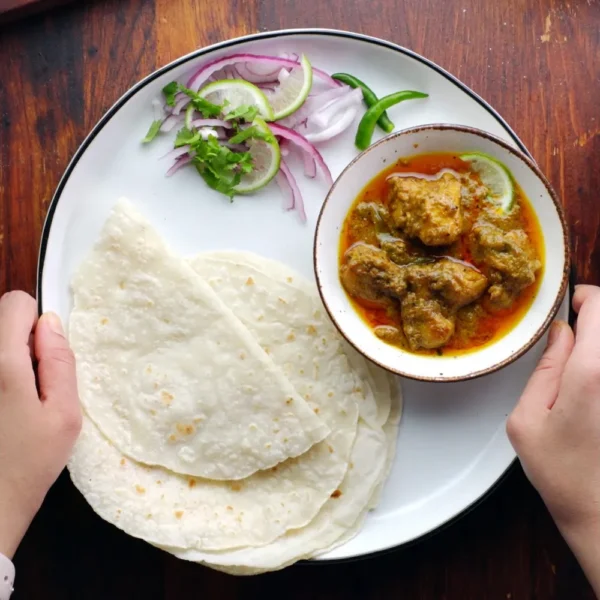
[314, 124, 569, 382]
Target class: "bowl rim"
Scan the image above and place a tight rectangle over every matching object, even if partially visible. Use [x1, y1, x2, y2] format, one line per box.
[313, 123, 571, 383]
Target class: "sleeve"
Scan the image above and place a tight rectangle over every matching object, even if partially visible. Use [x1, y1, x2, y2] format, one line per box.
[0, 553, 14, 600]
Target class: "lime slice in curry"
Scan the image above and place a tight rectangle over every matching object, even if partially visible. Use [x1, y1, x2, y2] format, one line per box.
[460, 152, 515, 212]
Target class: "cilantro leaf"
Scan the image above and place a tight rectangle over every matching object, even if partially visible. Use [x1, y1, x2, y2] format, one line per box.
[229, 125, 275, 145]
[178, 85, 223, 118]
[162, 82, 179, 107]
[174, 126, 201, 148]
[224, 104, 259, 123]
[142, 120, 162, 143]
[190, 136, 254, 198]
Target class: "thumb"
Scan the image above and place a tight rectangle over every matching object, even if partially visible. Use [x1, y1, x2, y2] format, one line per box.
[517, 321, 574, 416]
[35, 312, 81, 422]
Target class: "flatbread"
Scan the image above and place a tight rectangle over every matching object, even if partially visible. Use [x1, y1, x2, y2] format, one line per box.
[315, 378, 403, 557]
[161, 419, 388, 573]
[69, 415, 350, 551]
[192, 250, 386, 428]
[69, 199, 329, 480]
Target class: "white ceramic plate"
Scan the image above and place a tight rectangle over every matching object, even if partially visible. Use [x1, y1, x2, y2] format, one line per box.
[37, 29, 569, 562]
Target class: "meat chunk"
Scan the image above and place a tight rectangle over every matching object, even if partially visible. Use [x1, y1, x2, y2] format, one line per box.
[340, 243, 407, 304]
[388, 172, 462, 246]
[378, 233, 415, 265]
[401, 293, 455, 350]
[345, 202, 390, 246]
[404, 258, 488, 311]
[469, 221, 541, 310]
[374, 325, 405, 345]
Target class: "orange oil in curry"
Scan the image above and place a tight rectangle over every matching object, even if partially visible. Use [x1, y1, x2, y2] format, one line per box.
[340, 152, 545, 357]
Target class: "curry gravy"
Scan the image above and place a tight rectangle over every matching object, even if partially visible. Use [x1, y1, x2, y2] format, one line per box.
[339, 152, 545, 357]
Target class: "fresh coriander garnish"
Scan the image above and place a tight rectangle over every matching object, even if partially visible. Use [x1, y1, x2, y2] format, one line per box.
[142, 120, 162, 143]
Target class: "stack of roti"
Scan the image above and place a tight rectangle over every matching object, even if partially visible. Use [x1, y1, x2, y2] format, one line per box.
[67, 199, 402, 574]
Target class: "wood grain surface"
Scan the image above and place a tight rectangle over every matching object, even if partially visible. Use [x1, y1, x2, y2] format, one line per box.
[0, 0, 598, 598]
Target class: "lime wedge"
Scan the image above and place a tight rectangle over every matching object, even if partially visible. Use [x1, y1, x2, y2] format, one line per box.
[199, 79, 275, 121]
[270, 54, 313, 120]
[460, 152, 515, 212]
[234, 118, 281, 194]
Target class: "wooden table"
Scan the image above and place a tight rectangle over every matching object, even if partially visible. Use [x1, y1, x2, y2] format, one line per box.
[0, 0, 597, 598]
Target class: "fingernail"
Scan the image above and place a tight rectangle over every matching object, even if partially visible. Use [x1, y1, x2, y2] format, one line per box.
[43, 312, 65, 337]
[547, 321, 563, 346]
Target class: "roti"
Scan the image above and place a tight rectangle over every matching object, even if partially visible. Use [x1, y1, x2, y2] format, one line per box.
[69, 199, 329, 480]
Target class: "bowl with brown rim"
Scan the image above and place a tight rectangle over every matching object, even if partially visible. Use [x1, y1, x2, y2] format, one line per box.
[314, 124, 569, 382]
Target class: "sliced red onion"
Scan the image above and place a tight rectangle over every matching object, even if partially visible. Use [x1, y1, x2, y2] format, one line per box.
[166, 154, 193, 177]
[278, 68, 290, 83]
[172, 95, 191, 116]
[279, 52, 299, 62]
[160, 114, 184, 132]
[303, 152, 317, 178]
[279, 159, 306, 222]
[268, 122, 333, 186]
[245, 62, 282, 78]
[304, 107, 358, 143]
[160, 145, 191, 161]
[276, 170, 295, 211]
[235, 62, 281, 83]
[278, 86, 351, 129]
[191, 119, 232, 129]
[164, 92, 187, 113]
[279, 139, 291, 157]
[308, 87, 363, 129]
[187, 53, 341, 92]
[257, 84, 277, 93]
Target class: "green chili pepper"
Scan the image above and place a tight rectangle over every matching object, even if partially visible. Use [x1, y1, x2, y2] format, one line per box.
[355, 90, 429, 151]
[332, 73, 395, 134]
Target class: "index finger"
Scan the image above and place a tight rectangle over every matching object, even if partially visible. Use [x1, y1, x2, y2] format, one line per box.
[569, 286, 600, 359]
[0, 292, 38, 394]
[0, 292, 38, 353]
[573, 285, 599, 314]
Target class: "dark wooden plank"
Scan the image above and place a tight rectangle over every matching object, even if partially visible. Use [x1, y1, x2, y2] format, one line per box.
[0, 0, 76, 24]
[1, 0, 599, 598]
[82, 0, 156, 131]
[0, 2, 85, 296]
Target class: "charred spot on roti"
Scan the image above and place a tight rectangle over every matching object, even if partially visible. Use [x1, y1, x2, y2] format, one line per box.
[176, 423, 195, 436]
[161, 391, 174, 406]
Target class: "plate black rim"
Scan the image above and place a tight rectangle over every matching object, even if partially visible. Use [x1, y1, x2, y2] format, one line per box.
[36, 28, 534, 562]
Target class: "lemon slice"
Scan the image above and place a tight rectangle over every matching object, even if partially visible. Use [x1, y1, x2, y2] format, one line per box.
[270, 54, 313, 120]
[234, 118, 281, 194]
[460, 152, 515, 212]
[199, 79, 275, 121]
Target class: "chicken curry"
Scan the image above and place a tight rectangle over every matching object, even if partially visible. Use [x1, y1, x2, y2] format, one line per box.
[339, 152, 544, 356]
